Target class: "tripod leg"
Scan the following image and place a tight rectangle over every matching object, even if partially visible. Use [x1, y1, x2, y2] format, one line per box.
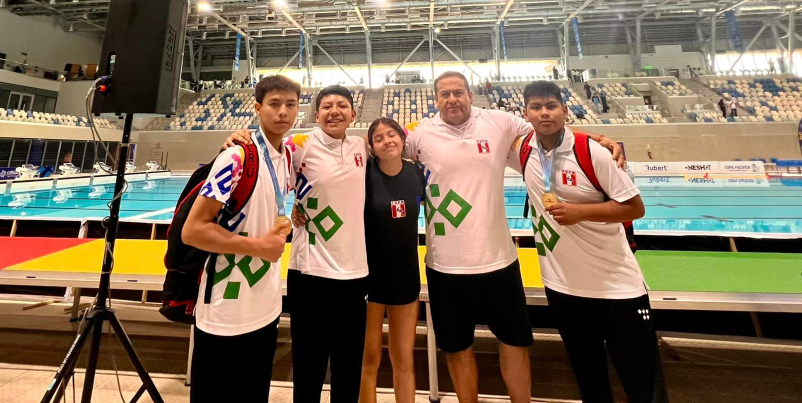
[80, 313, 106, 403]
[41, 316, 95, 403]
[129, 385, 146, 403]
[107, 311, 164, 403]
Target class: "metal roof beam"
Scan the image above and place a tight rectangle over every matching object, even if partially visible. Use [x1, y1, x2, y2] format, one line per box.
[206, 10, 254, 41]
[564, 0, 595, 24]
[354, 1, 369, 32]
[281, 9, 307, 34]
[496, 0, 515, 25]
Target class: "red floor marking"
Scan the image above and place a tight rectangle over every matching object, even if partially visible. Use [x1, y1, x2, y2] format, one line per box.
[0, 237, 96, 269]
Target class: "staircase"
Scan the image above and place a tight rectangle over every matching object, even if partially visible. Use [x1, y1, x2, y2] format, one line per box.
[572, 82, 590, 99]
[472, 86, 490, 109]
[681, 78, 747, 116]
[144, 91, 203, 130]
[358, 88, 384, 123]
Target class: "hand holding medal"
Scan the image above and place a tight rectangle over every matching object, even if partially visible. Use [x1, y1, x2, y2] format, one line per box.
[541, 192, 559, 209]
[537, 130, 565, 210]
[273, 215, 292, 236]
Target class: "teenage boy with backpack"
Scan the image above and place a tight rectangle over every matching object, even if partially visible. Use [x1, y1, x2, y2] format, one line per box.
[507, 81, 668, 403]
[180, 75, 299, 402]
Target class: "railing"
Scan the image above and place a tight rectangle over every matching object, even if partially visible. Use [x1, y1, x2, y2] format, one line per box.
[681, 103, 717, 114]
[0, 58, 61, 81]
[624, 104, 661, 113]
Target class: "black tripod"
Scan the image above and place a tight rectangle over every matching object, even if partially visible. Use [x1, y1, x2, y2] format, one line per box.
[41, 114, 164, 403]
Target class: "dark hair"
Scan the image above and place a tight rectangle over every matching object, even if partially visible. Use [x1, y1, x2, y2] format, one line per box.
[315, 85, 354, 111]
[367, 117, 406, 148]
[254, 75, 301, 104]
[523, 81, 564, 106]
[434, 71, 470, 94]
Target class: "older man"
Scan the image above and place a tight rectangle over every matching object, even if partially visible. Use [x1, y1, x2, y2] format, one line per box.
[404, 71, 623, 403]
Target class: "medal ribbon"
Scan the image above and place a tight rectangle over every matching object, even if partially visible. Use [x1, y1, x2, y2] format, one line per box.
[536, 130, 565, 193]
[254, 126, 288, 215]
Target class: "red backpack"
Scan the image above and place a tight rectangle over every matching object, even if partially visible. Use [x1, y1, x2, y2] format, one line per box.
[160, 141, 259, 324]
[519, 130, 637, 253]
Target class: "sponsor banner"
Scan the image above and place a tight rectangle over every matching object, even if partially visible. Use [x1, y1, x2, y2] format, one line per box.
[723, 177, 770, 187]
[500, 22, 507, 60]
[299, 33, 304, 69]
[634, 176, 686, 187]
[724, 10, 745, 53]
[682, 174, 725, 187]
[0, 167, 20, 180]
[631, 161, 765, 175]
[679, 161, 719, 173]
[234, 33, 241, 71]
[571, 17, 583, 59]
[720, 161, 765, 174]
[630, 162, 682, 175]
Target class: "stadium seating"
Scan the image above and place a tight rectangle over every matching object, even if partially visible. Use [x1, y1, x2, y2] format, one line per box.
[655, 80, 695, 96]
[487, 84, 602, 125]
[300, 90, 315, 105]
[381, 87, 438, 126]
[596, 83, 637, 98]
[624, 111, 668, 124]
[706, 77, 802, 122]
[166, 89, 364, 130]
[0, 109, 116, 128]
[687, 110, 728, 123]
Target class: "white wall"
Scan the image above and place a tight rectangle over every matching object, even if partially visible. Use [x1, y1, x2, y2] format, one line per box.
[54, 81, 95, 117]
[641, 52, 705, 70]
[0, 121, 127, 141]
[0, 10, 102, 71]
[0, 69, 60, 92]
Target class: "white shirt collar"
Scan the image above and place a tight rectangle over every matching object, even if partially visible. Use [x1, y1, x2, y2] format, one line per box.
[529, 126, 576, 154]
[312, 126, 348, 148]
[255, 126, 285, 159]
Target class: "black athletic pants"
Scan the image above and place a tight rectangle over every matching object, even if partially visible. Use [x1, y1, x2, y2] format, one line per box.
[288, 270, 368, 403]
[190, 317, 279, 403]
[546, 287, 669, 403]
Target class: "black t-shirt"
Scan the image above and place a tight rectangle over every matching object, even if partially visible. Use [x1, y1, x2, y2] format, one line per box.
[364, 157, 425, 305]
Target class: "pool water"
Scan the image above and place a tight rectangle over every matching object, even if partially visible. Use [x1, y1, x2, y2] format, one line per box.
[2, 176, 802, 237]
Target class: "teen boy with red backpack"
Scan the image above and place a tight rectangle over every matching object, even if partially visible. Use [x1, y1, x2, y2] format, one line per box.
[507, 81, 668, 403]
[169, 75, 299, 402]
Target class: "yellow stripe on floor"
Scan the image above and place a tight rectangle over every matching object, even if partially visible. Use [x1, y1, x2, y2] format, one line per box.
[4, 241, 542, 287]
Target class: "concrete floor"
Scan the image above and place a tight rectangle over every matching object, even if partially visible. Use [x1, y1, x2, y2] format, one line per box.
[0, 325, 801, 403]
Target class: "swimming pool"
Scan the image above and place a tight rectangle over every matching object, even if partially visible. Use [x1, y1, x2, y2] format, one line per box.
[2, 175, 801, 238]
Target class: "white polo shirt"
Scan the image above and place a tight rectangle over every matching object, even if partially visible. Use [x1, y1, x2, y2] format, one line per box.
[404, 107, 532, 274]
[195, 137, 290, 336]
[285, 127, 369, 280]
[507, 127, 646, 299]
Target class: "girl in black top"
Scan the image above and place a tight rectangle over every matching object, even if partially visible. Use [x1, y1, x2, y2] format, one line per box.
[360, 118, 425, 403]
[293, 117, 425, 403]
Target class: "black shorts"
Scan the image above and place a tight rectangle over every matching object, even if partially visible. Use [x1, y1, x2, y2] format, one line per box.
[426, 260, 533, 353]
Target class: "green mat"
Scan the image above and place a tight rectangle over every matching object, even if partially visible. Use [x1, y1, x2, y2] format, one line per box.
[637, 250, 802, 294]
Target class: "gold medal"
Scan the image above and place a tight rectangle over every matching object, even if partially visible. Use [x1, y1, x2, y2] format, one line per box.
[273, 215, 292, 236]
[541, 192, 559, 209]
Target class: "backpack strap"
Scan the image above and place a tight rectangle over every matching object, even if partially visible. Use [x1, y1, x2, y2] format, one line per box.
[572, 131, 605, 197]
[518, 130, 535, 218]
[204, 140, 260, 304]
[221, 141, 259, 220]
[518, 130, 536, 181]
[573, 131, 638, 253]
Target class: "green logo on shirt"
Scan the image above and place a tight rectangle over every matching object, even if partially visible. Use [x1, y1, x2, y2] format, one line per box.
[530, 205, 560, 256]
[300, 197, 343, 245]
[214, 232, 272, 300]
[424, 184, 473, 236]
